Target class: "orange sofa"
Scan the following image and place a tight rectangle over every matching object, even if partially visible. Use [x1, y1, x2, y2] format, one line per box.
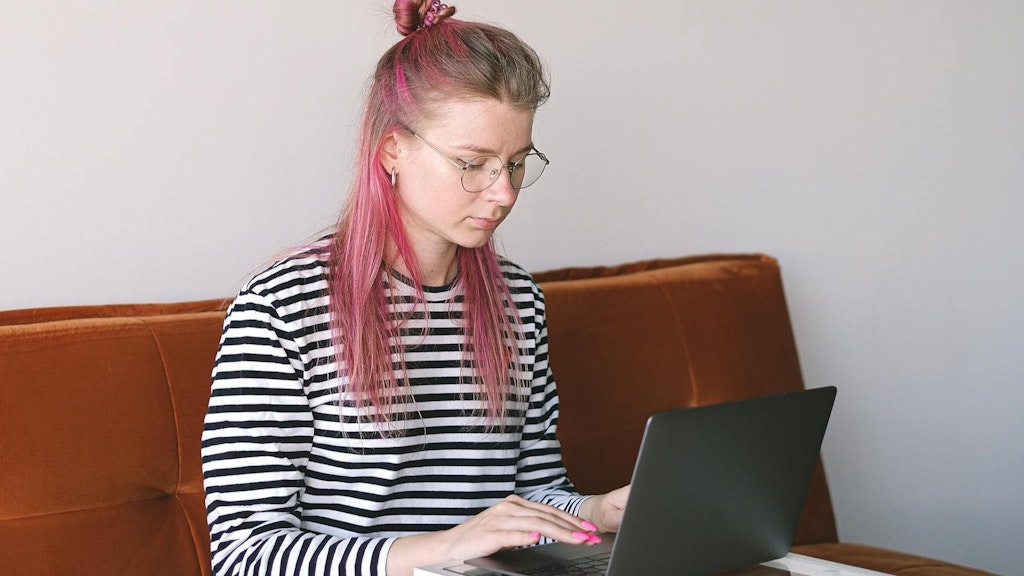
[0, 255, 994, 575]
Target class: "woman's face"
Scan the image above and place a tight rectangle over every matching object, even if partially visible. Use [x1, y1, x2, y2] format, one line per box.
[389, 98, 536, 256]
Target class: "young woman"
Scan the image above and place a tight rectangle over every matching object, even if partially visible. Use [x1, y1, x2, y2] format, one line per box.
[201, 2, 629, 574]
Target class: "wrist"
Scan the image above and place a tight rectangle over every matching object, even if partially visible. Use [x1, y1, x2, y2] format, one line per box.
[387, 530, 452, 576]
[578, 494, 602, 529]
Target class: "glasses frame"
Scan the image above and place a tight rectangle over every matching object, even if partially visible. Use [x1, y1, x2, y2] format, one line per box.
[407, 130, 550, 193]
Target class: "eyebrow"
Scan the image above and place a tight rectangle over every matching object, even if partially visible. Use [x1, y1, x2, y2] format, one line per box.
[450, 142, 537, 157]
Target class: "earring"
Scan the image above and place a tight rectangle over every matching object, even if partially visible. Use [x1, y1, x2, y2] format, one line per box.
[391, 167, 397, 187]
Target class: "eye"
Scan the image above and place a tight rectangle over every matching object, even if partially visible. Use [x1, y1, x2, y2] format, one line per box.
[463, 161, 488, 171]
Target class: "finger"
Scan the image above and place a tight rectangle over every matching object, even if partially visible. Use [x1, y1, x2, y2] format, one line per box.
[474, 496, 606, 547]
[447, 527, 544, 561]
[499, 495, 595, 531]
[478, 510, 601, 546]
[512, 518, 603, 546]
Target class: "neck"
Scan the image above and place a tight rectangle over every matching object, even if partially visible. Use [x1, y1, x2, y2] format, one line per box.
[387, 242, 459, 287]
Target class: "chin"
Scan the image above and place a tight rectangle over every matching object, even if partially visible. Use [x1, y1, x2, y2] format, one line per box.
[456, 233, 496, 249]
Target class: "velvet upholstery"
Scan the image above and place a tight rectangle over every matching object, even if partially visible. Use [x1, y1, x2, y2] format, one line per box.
[1, 310, 224, 575]
[0, 255, 992, 575]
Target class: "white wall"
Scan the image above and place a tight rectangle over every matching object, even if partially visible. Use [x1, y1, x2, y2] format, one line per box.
[2, 1, 1021, 573]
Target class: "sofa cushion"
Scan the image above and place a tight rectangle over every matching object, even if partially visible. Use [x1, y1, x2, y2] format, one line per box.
[0, 310, 224, 576]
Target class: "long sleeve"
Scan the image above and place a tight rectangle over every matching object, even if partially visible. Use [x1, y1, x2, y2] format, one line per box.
[513, 282, 590, 516]
[201, 288, 393, 576]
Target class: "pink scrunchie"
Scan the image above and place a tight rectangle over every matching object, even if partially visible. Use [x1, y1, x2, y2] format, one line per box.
[394, 0, 457, 36]
[423, 0, 451, 27]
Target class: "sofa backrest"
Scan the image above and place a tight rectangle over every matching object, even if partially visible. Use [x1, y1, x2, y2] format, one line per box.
[534, 255, 838, 545]
[0, 301, 226, 576]
[0, 255, 837, 575]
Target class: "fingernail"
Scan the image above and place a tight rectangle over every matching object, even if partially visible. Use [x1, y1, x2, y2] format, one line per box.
[529, 531, 541, 539]
[572, 531, 590, 541]
[581, 520, 598, 532]
[587, 533, 603, 543]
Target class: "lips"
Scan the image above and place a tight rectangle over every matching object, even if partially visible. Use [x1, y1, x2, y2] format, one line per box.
[470, 216, 501, 230]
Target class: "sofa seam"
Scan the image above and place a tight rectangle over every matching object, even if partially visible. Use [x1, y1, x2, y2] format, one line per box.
[0, 325, 156, 349]
[172, 492, 210, 576]
[649, 274, 699, 406]
[2, 491, 200, 522]
[138, 317, 185, 496]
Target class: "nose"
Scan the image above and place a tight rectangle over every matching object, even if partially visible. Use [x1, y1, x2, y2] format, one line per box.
[481, 167, 519, 206]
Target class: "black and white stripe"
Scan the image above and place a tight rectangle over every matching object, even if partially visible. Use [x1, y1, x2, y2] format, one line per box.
[202, 239, 585, 576]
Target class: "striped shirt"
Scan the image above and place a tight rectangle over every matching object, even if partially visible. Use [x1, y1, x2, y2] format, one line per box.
[201, 239, 586, 576]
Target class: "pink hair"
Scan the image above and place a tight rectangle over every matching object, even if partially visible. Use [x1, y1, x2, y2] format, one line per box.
[328, 13, 549, 429]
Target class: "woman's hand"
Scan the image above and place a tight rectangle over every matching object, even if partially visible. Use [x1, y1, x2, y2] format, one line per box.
[444, 494, 602, 560]
[579, 484, 631, 533]
[386, 494, 601, 575]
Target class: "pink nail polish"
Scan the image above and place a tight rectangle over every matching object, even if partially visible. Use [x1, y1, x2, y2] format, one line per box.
[581, 520, 598, 532]
[529, 531, 541, 539]
[587, 533, 603, 544]
[572, 531, 590, 541]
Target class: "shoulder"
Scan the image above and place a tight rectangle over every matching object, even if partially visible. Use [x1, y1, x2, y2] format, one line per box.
[497, 256, 545, 303]
[237, 236, 332, 309]
[497, 256, 537, 285]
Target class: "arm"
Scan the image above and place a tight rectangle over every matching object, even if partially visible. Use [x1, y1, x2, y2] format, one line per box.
[385, 496, 588, 575]
[514, 347, 630, 533]
[201, 289, 393, 576]
[514, 281, 629, 534]
[513, 283, 590, 513]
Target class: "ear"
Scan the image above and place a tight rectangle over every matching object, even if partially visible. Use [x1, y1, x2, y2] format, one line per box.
[379, 130, 401, 175]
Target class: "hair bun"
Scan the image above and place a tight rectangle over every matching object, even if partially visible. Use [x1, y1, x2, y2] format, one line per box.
[394, 0, 457, 36]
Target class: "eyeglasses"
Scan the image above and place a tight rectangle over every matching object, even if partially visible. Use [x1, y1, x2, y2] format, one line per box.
[408, 130, 549, 193]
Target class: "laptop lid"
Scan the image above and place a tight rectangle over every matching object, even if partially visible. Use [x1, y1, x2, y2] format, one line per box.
[467, 386, 837, 576]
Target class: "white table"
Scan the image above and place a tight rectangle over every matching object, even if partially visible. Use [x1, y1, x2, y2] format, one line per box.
[414, 552, 893, 576]
[763, 553, 893, 575]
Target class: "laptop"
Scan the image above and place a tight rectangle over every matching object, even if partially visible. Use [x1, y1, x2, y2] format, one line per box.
[464, 386, 837, 576]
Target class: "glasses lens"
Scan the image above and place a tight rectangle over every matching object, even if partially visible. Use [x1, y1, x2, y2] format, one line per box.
[462, 156, 504, 193]
[512, 153, 547, 190]
[461, 153, 548, 192]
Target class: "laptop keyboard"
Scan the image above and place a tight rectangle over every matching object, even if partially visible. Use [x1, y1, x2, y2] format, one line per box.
[518, 551, 611, 576]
